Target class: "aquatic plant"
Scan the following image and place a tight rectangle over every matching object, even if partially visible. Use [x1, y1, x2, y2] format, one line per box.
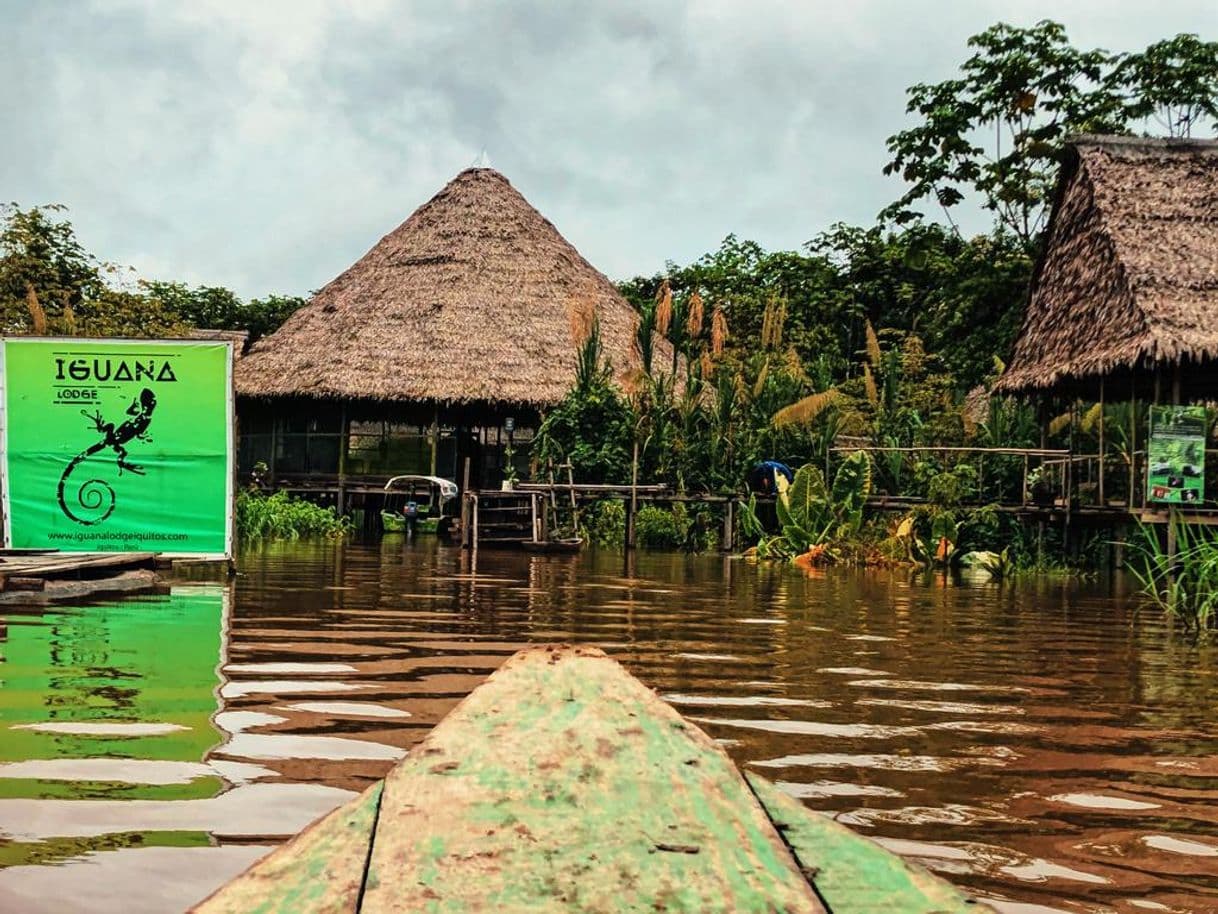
[753, 451, 873, 562]
[236, 490, 352, 541]
[1127, 519, 1218, 630]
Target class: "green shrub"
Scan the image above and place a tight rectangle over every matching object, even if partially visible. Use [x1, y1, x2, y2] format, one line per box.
[582, 499, 626, 546]
[635, 505, 687, 550]
[236, 490, 352, 541]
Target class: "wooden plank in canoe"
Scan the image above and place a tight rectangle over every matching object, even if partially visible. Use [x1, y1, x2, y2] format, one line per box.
[747, 774, 993, 913]
[188, 782, 382, 914]
[362, 644, 825, 914]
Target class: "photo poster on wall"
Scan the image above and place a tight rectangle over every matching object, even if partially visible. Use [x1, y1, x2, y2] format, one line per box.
[1147, 405, 1208, 505]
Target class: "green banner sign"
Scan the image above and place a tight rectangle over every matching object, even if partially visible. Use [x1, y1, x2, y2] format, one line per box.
[1147, 405, 1207, 505]
[1, 338, 233, 556]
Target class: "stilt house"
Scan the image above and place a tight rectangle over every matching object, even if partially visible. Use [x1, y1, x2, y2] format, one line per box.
[236, 168, 666, 504]
[995, 135, 1218, 511]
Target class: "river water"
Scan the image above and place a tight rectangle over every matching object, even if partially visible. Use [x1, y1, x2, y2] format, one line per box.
[1, 540, 1217, 913]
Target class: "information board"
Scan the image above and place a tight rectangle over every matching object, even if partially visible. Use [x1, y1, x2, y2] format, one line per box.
[0, 338, 233, 557]
[1147, 405, 1207, 505]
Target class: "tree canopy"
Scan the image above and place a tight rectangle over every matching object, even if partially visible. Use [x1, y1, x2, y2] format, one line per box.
[882, 21, 1218, 248]
[0, 204, 303, 342]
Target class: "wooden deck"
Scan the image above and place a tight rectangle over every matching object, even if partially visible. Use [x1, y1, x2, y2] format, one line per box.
[0, 551, 164, 603]
[191, 645, 991, 914]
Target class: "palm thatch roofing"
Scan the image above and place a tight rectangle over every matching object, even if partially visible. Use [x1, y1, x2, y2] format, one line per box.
[995, 136, 1218, 397]
[236, 168, 669, 409]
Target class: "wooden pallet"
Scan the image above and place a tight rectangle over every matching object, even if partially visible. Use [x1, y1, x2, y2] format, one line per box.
[191, 646, 991, 914]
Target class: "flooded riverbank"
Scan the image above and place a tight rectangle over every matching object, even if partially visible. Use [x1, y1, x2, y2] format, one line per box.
[2, 539, 1217, 913]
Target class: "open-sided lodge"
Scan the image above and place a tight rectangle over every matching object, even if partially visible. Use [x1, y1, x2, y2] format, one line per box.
[235, 168, 671, 511]
[995, 135, 1218, 522]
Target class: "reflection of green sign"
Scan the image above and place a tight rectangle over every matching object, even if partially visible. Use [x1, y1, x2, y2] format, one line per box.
[0, 588, 225, 801]
[1148, 405, 1207, 505]
[0, 339, 233, 556]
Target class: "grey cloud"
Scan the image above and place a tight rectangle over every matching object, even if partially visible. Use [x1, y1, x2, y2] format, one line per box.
[2, 0, 1215, 298]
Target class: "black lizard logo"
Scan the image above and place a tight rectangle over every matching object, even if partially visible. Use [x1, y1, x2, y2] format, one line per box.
[57, 388, 157, 525]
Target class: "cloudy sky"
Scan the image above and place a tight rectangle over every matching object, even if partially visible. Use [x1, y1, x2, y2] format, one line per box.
[2, 1, 1215, 299]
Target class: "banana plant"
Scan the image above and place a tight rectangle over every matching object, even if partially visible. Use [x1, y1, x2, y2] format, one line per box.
[772, 451, 872, 556]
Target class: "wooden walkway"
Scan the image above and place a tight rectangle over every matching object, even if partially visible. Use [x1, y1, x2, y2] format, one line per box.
[191, 646, 991, 914]
[0, 551, 162, 602]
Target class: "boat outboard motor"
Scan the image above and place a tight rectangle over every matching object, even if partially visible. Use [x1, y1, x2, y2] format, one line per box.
[403, 500, 419, 536]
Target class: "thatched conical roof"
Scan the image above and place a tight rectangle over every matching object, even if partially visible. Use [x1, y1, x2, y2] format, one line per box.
[995, 136, 1218, 395]
[237, 168, 667, 407]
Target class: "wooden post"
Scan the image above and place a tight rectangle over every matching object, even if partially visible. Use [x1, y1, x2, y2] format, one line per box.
[1169, 363, 1182, 563]
[1063, 400, 1074, 555]
[1167, 512, 1178, 564]
[627, 440, 639, 551]
[1021, 453, 1029, 506]
[1129, 377, 1138, 510]
[269, 416, 280, 487]
[721, 498, 735, 554]
[336, 404, 349, 515]
[460, 457, 472, 549]
[429, 405, 439, 477]
[472, 494, 479, 552]
[1098, 378, 1106, 505]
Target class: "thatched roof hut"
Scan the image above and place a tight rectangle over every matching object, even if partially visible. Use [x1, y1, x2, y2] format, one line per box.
[237, 167, 666, 411]
[995, 136, 1218, 398]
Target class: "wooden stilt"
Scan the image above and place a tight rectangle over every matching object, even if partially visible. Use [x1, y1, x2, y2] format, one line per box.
[721, 499, 735, 553]
[337, 404, 349, 515]
[1098, 378, 1106, 505]
[627, 440, 639, 551]
[1129, 377, 1138, 509]
[429, 406, 439, 477]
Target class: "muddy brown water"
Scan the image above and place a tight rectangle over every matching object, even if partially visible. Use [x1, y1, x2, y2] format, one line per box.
[2, 539, 1217, 913]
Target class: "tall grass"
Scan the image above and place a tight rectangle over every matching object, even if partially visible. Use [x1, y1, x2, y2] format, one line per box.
[236, 490, 352, 541]
[1127, 518, 1218, 630]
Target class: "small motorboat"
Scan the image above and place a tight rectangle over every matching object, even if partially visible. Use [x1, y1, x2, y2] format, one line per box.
[380, 475, 459, 536]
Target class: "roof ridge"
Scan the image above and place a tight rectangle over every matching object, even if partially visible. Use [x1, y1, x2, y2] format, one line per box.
[1069, 133, 1218, 152]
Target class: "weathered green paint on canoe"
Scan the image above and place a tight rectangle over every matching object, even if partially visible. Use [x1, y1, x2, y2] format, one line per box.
[362, 644, 825, 913]
[747, 774, 990, 913]
[188, 781, 382, 914]
[192, 645, 994, 913]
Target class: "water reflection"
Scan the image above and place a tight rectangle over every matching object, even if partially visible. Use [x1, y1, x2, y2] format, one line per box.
[1, 540, 1218, 913]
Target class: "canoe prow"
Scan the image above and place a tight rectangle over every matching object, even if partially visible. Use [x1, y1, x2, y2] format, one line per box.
[191, 644, 993, 913]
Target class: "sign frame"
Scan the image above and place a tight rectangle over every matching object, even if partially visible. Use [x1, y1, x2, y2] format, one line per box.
[0, 337, 235, 559]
